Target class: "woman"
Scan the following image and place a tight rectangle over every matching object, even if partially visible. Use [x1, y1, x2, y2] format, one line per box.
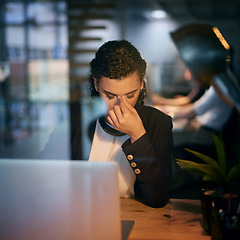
[87, 40, 173, 208]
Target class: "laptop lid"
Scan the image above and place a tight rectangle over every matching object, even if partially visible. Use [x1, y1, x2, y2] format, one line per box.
[0, 159, 121, 240]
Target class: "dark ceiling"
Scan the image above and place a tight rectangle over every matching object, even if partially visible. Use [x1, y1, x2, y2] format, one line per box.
[155, 0, 240, 21]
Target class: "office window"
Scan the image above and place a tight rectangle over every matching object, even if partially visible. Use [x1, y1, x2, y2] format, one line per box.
[57, 1, 67, 23]
[27, 2, 56, 24]
[28, 25, 56, 57]
[4, 2, 25, 24]
[6, 26, 25, 61]
[0, 1, 69, 159]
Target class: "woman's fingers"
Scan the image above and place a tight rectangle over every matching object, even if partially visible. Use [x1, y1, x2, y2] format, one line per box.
[107, 114, 114, 127]
[108, 108, 119, 127]
[107, 96, 138, 132]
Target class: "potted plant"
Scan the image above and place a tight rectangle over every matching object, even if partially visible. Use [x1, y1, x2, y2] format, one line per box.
[176, 134, 240, 238]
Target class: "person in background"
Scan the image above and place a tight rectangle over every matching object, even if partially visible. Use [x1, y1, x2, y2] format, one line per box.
[168, 85, 233, 148]
[151, 69, 206, 106]
[159, 84, 233, 197]
[87, 40, 173, 208]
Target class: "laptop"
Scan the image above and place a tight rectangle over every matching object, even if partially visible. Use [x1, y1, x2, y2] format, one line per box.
[0, 159, 122, 240]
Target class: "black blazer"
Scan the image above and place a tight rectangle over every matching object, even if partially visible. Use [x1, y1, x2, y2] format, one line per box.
[87, 103, 173, 208]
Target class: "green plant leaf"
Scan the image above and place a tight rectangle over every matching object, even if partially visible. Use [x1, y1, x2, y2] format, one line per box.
[176, 160, 207, 175]
[184, 148, 221, 172]
[226, 164, 240, 183]
[212, 134, 226, 176]
[176, 159, 220, 176]
[176, 159, 225, 182]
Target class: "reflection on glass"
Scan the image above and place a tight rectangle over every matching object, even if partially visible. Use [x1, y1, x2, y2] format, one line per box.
[4, 3, 24, 24]
[9, 62, 27, 99]
[27, 2, 56, 24]
[57, 1, 67, 23]
[6, 26, 25, 61]
[28, 59, 69, 101]
[28, 25, 56, 56]
[0, 62, 10, 84]
[1, 1, 70, 160]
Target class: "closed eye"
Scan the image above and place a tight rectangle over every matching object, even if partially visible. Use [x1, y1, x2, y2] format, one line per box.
[103, 89, 138, 100]
[126, 94, 135, 99]
[105, 94, 115, 100]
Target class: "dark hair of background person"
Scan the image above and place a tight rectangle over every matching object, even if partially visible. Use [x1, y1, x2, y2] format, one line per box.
[89, 40, 147, 104]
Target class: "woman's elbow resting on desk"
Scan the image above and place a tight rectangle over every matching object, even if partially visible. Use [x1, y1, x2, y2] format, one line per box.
[134, 182, 170, 208]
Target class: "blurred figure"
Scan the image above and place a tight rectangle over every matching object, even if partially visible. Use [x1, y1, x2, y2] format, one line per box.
[157, 22, 237, 197]
[151, 69, 206, 106]
[165, 85, 233, 146]
[157, 22, 236, 157]
[166, 84, 233, 197]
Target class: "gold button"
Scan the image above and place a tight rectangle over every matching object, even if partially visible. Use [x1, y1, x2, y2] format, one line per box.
[127, 154, 133, 160]
[130, 162, 137, 168]
[134, 169, 141, 174]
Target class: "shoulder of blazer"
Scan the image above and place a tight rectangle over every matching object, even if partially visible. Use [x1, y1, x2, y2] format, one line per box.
[135, 103, 171, 125]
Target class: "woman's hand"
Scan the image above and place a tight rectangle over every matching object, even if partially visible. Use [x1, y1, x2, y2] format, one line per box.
[107, 96, 146, 143]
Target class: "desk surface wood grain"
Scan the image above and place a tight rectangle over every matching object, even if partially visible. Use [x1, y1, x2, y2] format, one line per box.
[121, 198, 211, 240]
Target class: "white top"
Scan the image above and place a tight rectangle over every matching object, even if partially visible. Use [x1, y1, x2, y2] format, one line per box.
[88, 120, 136, 197]
[194, 86, 233, 131]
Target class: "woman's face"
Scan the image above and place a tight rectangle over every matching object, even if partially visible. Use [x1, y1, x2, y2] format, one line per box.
[94, 71, 143, 110]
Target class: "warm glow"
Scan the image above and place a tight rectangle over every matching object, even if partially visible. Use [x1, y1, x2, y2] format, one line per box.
[212, 27, 230, 50]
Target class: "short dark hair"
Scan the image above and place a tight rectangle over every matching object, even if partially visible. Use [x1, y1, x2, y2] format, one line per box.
[89, 40, 147, 104]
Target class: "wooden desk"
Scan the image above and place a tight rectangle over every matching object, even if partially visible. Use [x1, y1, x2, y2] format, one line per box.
[121, 198, 211, 240]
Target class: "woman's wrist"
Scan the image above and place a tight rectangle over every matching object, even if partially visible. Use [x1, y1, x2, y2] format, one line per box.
[130, 129, 146, 143]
